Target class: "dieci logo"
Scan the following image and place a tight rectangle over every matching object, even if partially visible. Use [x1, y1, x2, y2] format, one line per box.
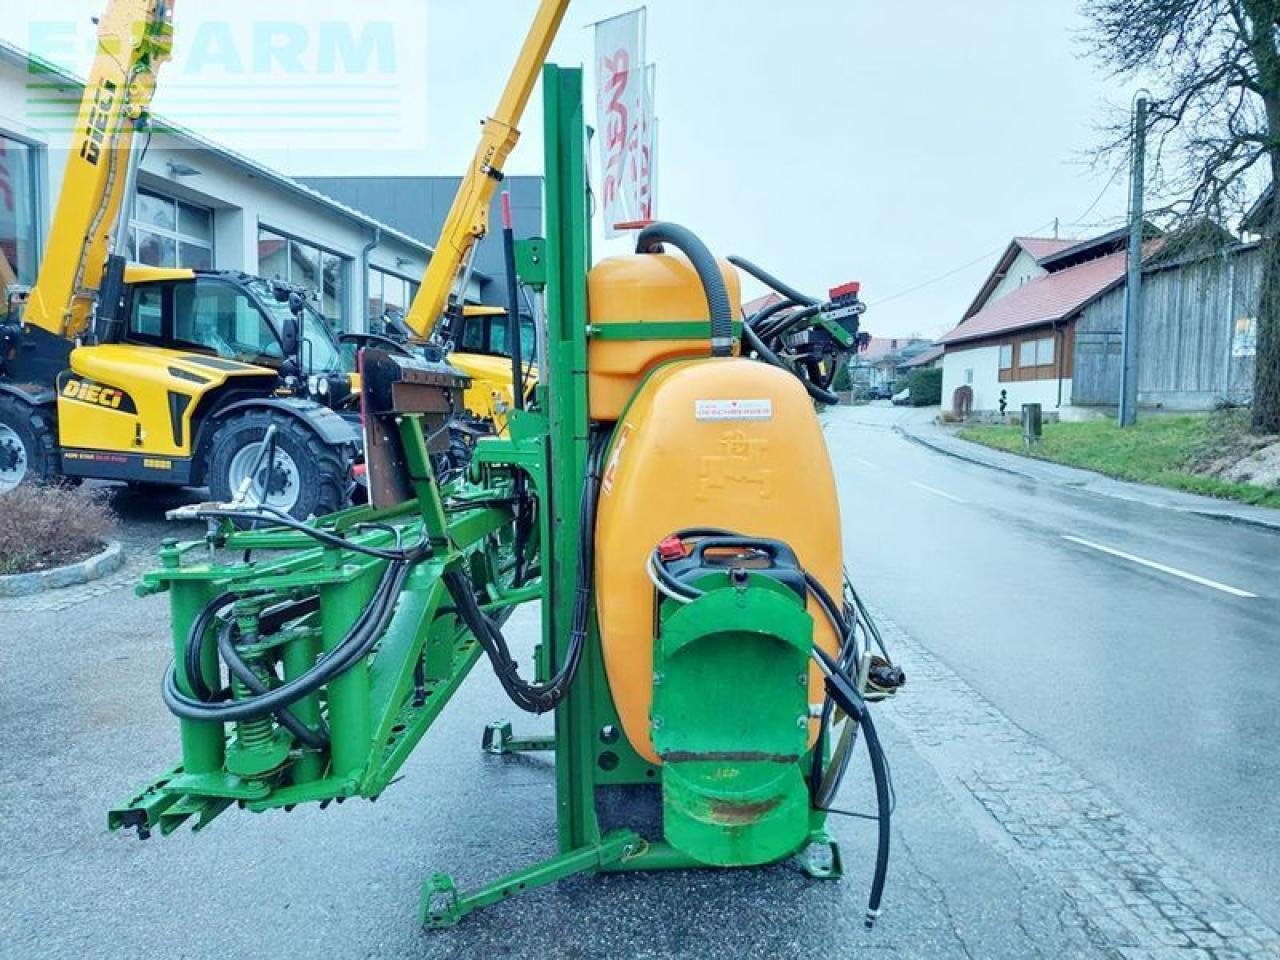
[61, 378, 134, 412]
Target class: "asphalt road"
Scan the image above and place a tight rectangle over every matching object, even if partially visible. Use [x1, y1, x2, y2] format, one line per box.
[2, 415, 1278, 959]
[826, 403, 1280, 930]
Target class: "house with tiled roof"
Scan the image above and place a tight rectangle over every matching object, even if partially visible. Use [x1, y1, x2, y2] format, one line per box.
[937, 229, 1146, 416]
[851, 336, 932, 393]
[901, 343, 943, 371]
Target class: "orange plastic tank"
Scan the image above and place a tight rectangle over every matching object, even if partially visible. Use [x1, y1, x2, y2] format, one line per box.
[593, 356, 843, 764]
[586, 254, 742, 421]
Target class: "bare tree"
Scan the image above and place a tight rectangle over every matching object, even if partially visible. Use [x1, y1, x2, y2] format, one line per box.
[1084, 0, 1280, 432]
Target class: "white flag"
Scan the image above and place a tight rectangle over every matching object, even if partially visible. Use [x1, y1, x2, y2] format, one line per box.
[594, 9, 647, 237]
[633, 65, 657, 223]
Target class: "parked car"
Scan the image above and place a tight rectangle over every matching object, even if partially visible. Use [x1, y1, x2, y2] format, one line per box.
[891, 387, 911, 406]
[869, 385, 893, 400]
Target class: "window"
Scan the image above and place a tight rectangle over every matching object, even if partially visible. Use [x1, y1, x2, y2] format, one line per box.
[174, 279, 280, 361]
[130, 189, 214, 269]
[965, 367, 974, 385]
[999, 344, 1013, 370]
[1018, 340, 1038, 369]
[130, 286, 165, 339]
[368, 265, 418, 323]
[0, 134, 40, 286]
[455, 311, 538, 363]
[257, 226, 349, 331]
[1036, 336, 1055, 366]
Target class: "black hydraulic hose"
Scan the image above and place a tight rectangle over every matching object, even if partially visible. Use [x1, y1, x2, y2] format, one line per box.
[760, 303, 822, 343]
[162, 554, 415, 724]
[444, 431, 610, 714]
[747, 297, 800, 331]
[197, 505, 431, 563]
[184, 591, 242, 703]
[636, 223, 733, 357]
[861, 709, 892, 928]
[181, 591, 330, 747]
[215, 619, 330, 749]
[742, 322, 840, 406]
[728, 255, 820, 307]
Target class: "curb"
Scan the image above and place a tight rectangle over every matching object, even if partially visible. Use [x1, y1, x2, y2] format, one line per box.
[894, 426, 1035, 480]
[0, 541, 125, 598]
[896, 427, 1280, 534]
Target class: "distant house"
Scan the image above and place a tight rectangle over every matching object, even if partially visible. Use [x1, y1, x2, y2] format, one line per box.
[937, 230, 1149, 416]
[852, 337, 932, 392]
[938, 226, 1261, 416]
[901, 343, 943, 371]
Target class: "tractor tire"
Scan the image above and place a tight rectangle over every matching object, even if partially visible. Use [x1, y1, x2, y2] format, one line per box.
[205, 409, 352, 521]
[0, 395, 59, 493]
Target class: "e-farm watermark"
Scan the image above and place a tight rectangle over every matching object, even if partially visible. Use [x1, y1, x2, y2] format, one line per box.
[19, 1, 428, 153]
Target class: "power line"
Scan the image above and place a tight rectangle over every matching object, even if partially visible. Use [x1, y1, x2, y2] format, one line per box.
[868, 170, 1128, 310]
[869, 218, 1055, 307]
[1063, 163, 1127, 230]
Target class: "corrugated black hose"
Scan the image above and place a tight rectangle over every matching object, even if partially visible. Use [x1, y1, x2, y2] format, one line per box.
[636, 222, 733, 357]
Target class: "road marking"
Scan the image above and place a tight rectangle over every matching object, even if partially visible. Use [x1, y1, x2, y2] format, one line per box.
[910, 481, 967, 504]
[849, 456, 880, 470]
[1061, 536, 1258, 598]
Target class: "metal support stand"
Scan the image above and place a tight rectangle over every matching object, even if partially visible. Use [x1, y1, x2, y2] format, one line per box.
[420, 830, 642, 929]
[482, 721, 556, 755]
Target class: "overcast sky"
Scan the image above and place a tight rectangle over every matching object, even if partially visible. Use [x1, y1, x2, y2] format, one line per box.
[3, 1, 1142, 339]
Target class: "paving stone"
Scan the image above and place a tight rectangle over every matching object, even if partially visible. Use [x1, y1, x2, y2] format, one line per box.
[875, 607, 1280, 960]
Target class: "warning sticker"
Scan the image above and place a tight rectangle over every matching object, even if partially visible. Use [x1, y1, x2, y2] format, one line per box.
[694, 399, 773, 422]
[601, 423, 633, 495]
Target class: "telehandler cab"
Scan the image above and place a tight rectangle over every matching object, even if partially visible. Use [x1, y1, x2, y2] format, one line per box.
[0, 1, 363, 519]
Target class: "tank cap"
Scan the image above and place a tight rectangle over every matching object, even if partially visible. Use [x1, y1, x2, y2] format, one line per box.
[657, 536, 687, 562]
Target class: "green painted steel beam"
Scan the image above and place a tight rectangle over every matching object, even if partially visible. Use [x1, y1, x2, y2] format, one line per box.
[588, 320, 744, 341]
[420, 829, 642, 929]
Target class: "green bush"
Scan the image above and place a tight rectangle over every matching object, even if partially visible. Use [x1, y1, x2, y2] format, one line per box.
[907, 367, 942, 407]
[0, 484, 117, 575]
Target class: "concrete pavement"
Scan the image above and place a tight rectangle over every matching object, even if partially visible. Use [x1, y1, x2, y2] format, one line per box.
[826, 403, 1280, 934]
[2, 416, 1279, 958]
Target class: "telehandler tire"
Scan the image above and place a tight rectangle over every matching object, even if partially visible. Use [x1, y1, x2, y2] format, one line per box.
[0, 395, 59, 493]
[205, 409, 351, 521]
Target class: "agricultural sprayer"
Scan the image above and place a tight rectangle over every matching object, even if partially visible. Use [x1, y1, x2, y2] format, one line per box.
[109, 14, 903, 931]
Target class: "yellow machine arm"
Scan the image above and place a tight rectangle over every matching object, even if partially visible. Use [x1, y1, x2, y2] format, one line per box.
[21, 0, 176, 339]
[403, 0, 570, 341]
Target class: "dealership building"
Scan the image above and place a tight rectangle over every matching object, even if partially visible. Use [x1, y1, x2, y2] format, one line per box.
[0, 40, 543, 333]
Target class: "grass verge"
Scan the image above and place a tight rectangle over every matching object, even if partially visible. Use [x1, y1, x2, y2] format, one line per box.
[957, 411, 1280, 509]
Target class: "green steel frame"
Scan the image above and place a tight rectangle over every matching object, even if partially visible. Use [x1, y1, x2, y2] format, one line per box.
[111, 64, 843, 930]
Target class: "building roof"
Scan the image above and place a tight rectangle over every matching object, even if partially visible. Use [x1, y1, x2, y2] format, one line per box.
[853, 336, 930, 365]
[1014, 236, 1078, 260]
[0, 39, 438, 259]
[741, 292, 788, 317]
[1035, 224, 1148, 272]
[901, 343, 943, 368]
[939, 249, 1131, 346]
[961, 236, 1079, 321]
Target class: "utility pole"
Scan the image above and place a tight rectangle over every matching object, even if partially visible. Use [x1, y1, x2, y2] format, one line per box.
[1119, 95, 1147, 428]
